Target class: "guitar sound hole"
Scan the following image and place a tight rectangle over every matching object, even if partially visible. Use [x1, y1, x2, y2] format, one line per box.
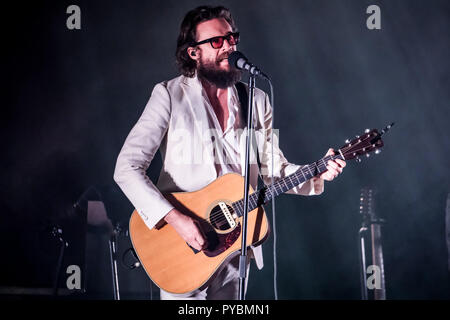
[209, 204, 234, 231]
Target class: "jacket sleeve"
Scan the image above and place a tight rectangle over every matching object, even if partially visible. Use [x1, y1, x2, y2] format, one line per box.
[113, 83, 174, 230]
[257, 93, 324, 196]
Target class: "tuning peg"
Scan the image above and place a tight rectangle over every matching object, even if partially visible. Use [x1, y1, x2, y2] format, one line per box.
[356, 156, 362, 163]
[365, 129, 370, 133]
[345, 139, 350, 144]
[366, 153, 370, 158]
[375, 149, 381, 155]
[355, 135, 360, 139]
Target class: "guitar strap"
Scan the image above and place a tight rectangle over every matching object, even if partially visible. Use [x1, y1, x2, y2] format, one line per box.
[235, 81, 264, 183]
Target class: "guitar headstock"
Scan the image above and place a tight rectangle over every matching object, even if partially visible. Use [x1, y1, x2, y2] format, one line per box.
[338, 123, 394, 162]
[338, 128, 384, 161]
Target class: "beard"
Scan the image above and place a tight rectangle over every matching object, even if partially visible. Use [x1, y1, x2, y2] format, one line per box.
[197, 57, 242, 89]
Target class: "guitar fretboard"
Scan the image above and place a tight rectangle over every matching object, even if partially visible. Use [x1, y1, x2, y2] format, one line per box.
[232, 154, 343, 217]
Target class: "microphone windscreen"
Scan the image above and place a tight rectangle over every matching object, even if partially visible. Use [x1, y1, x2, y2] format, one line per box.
[228, 51, 246, 69]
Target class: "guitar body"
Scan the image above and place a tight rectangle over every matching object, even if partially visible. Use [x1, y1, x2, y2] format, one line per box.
[128, 125, 391, 294]
[129, 173, 269, 294]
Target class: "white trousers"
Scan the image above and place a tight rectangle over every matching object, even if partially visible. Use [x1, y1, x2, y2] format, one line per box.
[160, 254, 250, 300]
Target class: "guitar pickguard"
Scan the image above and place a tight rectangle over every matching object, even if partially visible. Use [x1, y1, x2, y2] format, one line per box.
[203, 223, 241, 257]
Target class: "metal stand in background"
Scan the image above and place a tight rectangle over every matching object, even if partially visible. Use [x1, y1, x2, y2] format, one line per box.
[238, 75, 256, 301]
[370, 212, 386, 300]
[358, 187, 386, 300]
[358, 225, 369, 300]
[52, 226, 69, 298]
[109, 223, 122, 300]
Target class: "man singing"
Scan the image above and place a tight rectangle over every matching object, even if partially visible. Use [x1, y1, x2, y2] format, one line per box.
[114, 5, 346, 300]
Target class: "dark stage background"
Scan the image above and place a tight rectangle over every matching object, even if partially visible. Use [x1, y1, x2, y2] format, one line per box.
[2, 0, 449, 299]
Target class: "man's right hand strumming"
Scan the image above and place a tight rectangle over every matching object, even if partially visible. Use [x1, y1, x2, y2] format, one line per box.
[164, 208, 208, 251]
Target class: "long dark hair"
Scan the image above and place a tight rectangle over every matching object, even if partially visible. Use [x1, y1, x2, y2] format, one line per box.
[175, 6, 237, 77]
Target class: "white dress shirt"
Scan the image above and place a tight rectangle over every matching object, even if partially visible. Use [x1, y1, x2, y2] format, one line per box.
[202, 85, 243, 177]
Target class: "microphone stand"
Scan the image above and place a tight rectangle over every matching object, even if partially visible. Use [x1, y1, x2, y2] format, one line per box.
[238, 75, 256, 300]
[109, 222, 122, 300]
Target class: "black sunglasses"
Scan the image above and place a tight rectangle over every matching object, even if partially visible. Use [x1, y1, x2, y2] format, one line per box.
[192, 32, 240, 49]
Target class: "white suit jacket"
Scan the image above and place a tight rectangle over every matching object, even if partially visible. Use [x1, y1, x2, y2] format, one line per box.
[114, 74, 324, 269]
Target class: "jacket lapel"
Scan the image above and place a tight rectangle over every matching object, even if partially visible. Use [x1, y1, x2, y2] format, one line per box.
[179, 75, 218, 175]
[180, 75, 210, 138]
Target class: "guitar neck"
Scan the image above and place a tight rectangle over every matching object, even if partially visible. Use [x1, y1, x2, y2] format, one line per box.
[232, 153, 344, 217]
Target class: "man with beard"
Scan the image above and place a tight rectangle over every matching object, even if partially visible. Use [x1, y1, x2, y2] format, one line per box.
[114, 6, 346, 300]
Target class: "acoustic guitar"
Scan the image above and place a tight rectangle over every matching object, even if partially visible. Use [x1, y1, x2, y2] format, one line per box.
[129, 124, 393, 294]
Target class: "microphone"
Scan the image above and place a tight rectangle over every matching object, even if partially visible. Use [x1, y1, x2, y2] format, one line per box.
[228, 51, 269, 79]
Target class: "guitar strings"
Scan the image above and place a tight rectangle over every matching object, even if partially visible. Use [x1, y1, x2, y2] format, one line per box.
[208, 158, 332, 225]
[208, 166, 317, 225]
[207, 142, 375, 226]
[208, 158, 333, 225]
